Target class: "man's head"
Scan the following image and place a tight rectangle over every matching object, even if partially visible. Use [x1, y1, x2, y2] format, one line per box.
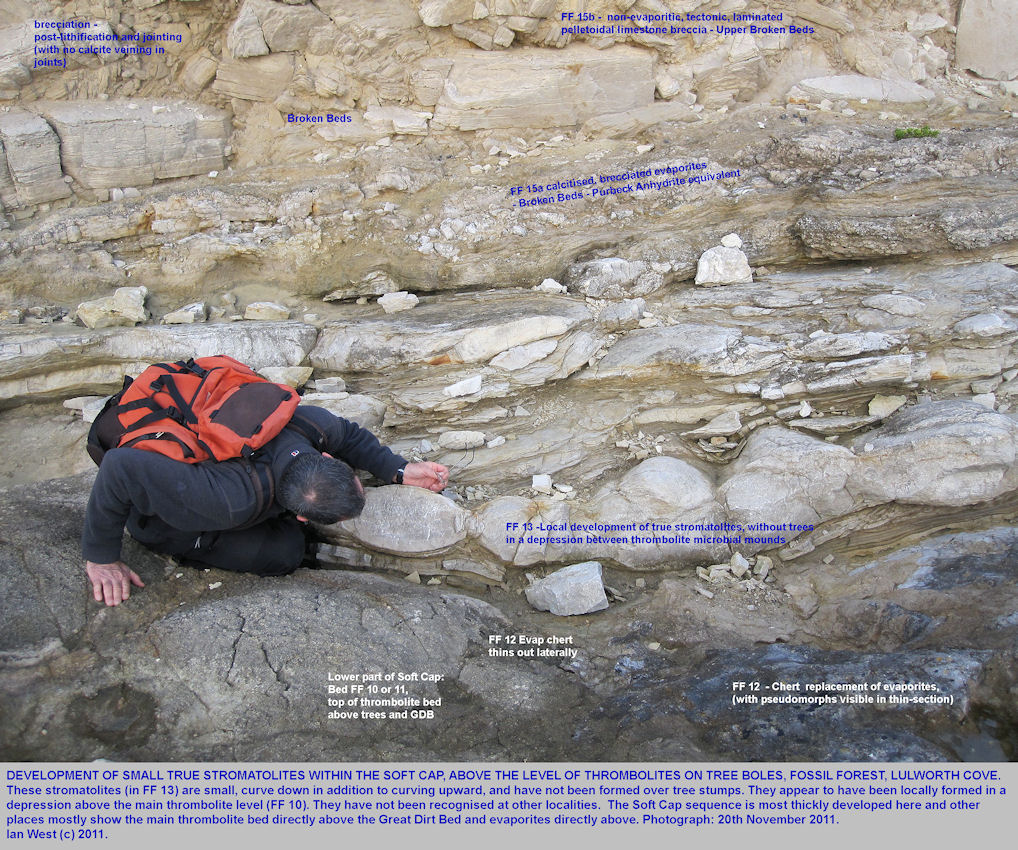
[277, 452, 366, 524]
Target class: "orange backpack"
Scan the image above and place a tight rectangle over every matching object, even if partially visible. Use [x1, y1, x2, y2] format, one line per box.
[87, 355, 300, 466]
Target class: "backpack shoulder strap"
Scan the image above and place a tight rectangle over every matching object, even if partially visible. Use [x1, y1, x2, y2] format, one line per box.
[86, 375, 133, 467]
[285, 408, 328, 451]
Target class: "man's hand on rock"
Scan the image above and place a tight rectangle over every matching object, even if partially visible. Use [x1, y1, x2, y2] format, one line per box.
[86, 560, 144, 607]
[400, 462, 450, 492]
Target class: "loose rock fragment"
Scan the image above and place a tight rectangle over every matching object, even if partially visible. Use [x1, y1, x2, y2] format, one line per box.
[694, 246, 753, 286]
[525, 561, 609, 616]
[534, 278, 567, 293]
[442, 374, 483, 397]
[244, 302, 290, 321]
[531, 474, 554, 494]
[378, 291, 420, 313]
[163, 302, 207, 324]
[868, 394, 907, 419]
[77, 287, 149, 329]
[438, 430, 486, 450]
[729, 552, 750, 578]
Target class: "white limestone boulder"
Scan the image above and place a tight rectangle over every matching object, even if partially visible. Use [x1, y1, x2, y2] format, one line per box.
[77, 286, 149, 329]
[694, 246, 753, 286]
[378, 291, 419, 313]
[956, 0, 1018, 80]
[719, 426, 859, 533]
[336, 486, 469, 555]
[849, 401, 1018, 507]
[525, 561, 609, 616]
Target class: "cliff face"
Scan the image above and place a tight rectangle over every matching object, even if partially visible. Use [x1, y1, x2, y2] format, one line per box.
[1, 1, 1017, 762]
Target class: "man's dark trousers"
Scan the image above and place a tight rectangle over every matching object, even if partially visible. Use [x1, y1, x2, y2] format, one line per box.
[127, 512, 306, 576]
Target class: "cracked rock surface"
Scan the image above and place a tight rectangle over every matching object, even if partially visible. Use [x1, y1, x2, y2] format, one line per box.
[0, 476, 1014, 761]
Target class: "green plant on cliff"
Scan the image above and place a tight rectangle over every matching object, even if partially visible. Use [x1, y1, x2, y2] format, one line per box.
[894, 126, 940, 140]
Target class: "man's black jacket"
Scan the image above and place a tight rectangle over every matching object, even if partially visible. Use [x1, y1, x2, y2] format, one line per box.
[82, 405, 406, 564]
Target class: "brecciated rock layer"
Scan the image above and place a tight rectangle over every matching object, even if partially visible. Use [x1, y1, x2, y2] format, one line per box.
[3, 123, 1017, 300]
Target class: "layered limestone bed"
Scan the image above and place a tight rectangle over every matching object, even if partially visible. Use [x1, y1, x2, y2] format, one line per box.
[2, 0, 1018, 761]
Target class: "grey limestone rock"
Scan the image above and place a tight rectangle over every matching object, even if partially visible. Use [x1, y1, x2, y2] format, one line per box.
[567, 258, 665, 299]
[953, 313, 1017, 338]
[162, 302, 207, 325]
[660, 646, 989, 761]
[793, 75, 934, 104]
[244, 301, 291, 321]
[596, 299, 645, 332]
[438, 430, 486, 450]
[720, 426, 858, 533]
[301, 392, 387, 428]
[0, 322, 318, 404]
[311, 294, 593, 372]
[849, 400, 1018, 507]
[585, 324, 781, 380]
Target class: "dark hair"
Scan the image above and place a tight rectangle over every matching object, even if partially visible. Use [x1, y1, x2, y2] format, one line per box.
[277, 453, 366, 524]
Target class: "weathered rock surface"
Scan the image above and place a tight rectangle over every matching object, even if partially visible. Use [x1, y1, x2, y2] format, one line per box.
[336, 485, 469, 555]
[4, 477, 1012, 761]
[0, 322, 318, 403]
[34, 101, 230, 191]
[0, 110, 70, 208]
[432, 46, 655, 130]
[956, 0, 1018, 80]
[623, 646, 995, 761]
[849, 401, 1018, 507]
[792, 75, 934, 104]
[300, 392, 387, 428]
[0, 479, 602, 760]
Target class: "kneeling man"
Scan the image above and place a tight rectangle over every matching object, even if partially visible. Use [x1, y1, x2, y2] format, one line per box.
[83, 405, 448, 606]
